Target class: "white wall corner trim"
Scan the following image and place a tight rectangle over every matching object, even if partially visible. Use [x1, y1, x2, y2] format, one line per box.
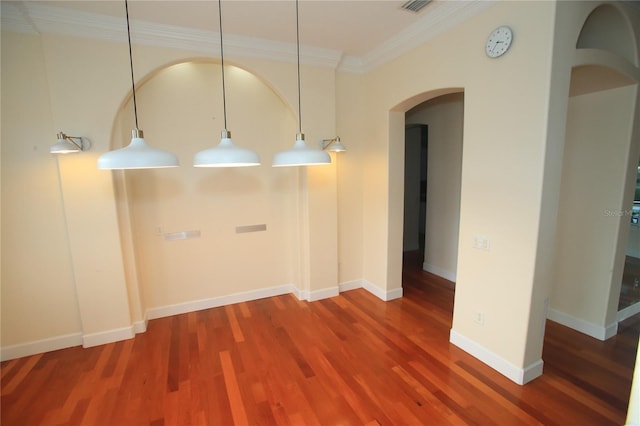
[82, 326, 135, 348]
[449, 329, 543, 385]
[309, 286, 340, 302]
[362, 279, 403, 301]
[547, 308, 618, 341]
[423, 262, 457, 283]
[339, 279, 365, 293]
[0, 332, 83, 362]
[146, 284, 295, 320]
[618, 301, 640, 323]
[294, 286, 340, 302]
[133, 319, 148, 335]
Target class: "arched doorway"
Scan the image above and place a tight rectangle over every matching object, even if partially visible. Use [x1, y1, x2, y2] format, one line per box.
[403, 92, 464, 285]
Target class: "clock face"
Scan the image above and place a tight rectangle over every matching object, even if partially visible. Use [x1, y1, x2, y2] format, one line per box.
[486, 26, 513, 58]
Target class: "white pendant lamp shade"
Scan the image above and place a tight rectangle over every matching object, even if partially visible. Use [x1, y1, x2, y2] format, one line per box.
[98, 129, 179, 169]
[194, 130, 260, 167]
[272, 133, 330, 167]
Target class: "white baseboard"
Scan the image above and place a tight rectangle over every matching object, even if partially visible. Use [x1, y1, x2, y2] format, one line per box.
[82, 326, 134, 348]
[449, 329, 543, 385]
[146, 284, 295, 320]
[295, 286, 340, 302]
[1, 279, 405, 361]
[618, 302, 640, 322]
[337, 279, 403, 301]
[0, 332, 83, 362]
[132, 319, 147, 334]
[362, 279, 403, 301]
[423, 262, 457, 282]
[339, 279, 365, 292]
[547, 308, 618, 341]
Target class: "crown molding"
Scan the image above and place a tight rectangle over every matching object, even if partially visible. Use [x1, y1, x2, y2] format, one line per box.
[348, 0, 496, 73]
[0, 2, 38, 34]
[5, 2, 342, 68]
[3, 1, 492, 73]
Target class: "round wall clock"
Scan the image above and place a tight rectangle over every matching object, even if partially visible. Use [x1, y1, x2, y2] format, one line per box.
[485, 26, 513, 58]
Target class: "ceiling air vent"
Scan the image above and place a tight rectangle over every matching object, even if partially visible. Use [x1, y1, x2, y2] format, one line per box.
[401, 0, 432, 13]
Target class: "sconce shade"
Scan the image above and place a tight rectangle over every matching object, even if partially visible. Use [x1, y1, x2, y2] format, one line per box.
[98, 129, 179, 169]
[325, 136, 347, 152]
[272, 133, 331, 167]
[51, 136, 80, 154]
[51, 131, 90, 154]
[194, 130, 260, 167]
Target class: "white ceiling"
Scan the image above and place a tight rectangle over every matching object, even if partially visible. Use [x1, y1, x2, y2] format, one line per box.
[3, 0, 494, 72]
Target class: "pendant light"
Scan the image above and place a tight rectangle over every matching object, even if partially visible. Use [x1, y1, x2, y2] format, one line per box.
[98, 0, 179, 170]
[193, 0, 260, 167]
[272, 0, 330, 167]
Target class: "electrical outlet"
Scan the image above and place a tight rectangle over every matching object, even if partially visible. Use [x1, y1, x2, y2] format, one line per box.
[473, 235, 490, 251]
[474, 311, 485, 325]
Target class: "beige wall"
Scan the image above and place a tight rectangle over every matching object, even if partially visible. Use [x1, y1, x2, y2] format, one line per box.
[335, 72, 365, 285]
[1, 32, 82, 347]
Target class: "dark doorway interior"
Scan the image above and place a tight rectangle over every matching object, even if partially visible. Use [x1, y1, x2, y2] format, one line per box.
[403, 124, 428, 255]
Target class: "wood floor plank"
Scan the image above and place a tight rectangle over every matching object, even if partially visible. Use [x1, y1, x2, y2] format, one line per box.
[220, 350, 250, 426]
[1, 352, 42, 395]
[1, 251, 638, 425]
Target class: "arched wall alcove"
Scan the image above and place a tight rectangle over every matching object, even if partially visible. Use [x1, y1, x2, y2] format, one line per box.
[110, 60, 303, 321]
[576, 3, 639, 66]
[550, 2, 640, 340]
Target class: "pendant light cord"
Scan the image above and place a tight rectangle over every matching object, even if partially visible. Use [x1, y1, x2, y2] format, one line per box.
[219, 0, 228, 130]
[296, 0, 302, 134]
[125, 0, 139, 130]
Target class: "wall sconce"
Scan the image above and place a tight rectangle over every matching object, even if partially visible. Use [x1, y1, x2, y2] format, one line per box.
[322, 137, 347, 152]
[50, 132, 90, 154]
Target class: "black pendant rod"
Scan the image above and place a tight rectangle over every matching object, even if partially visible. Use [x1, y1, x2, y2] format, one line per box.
[218, 0, 228, 130]
[125, 0, 139, 129]
[296, 0, 302, 134]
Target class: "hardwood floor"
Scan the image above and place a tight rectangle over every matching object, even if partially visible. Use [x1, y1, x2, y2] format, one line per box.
[2, 253, 638, 425]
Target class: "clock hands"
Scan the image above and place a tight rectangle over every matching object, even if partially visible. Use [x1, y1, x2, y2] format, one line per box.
[489, 40, 503, 54]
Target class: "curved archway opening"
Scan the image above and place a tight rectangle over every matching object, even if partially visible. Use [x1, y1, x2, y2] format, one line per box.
[387, 87, 465, 326]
